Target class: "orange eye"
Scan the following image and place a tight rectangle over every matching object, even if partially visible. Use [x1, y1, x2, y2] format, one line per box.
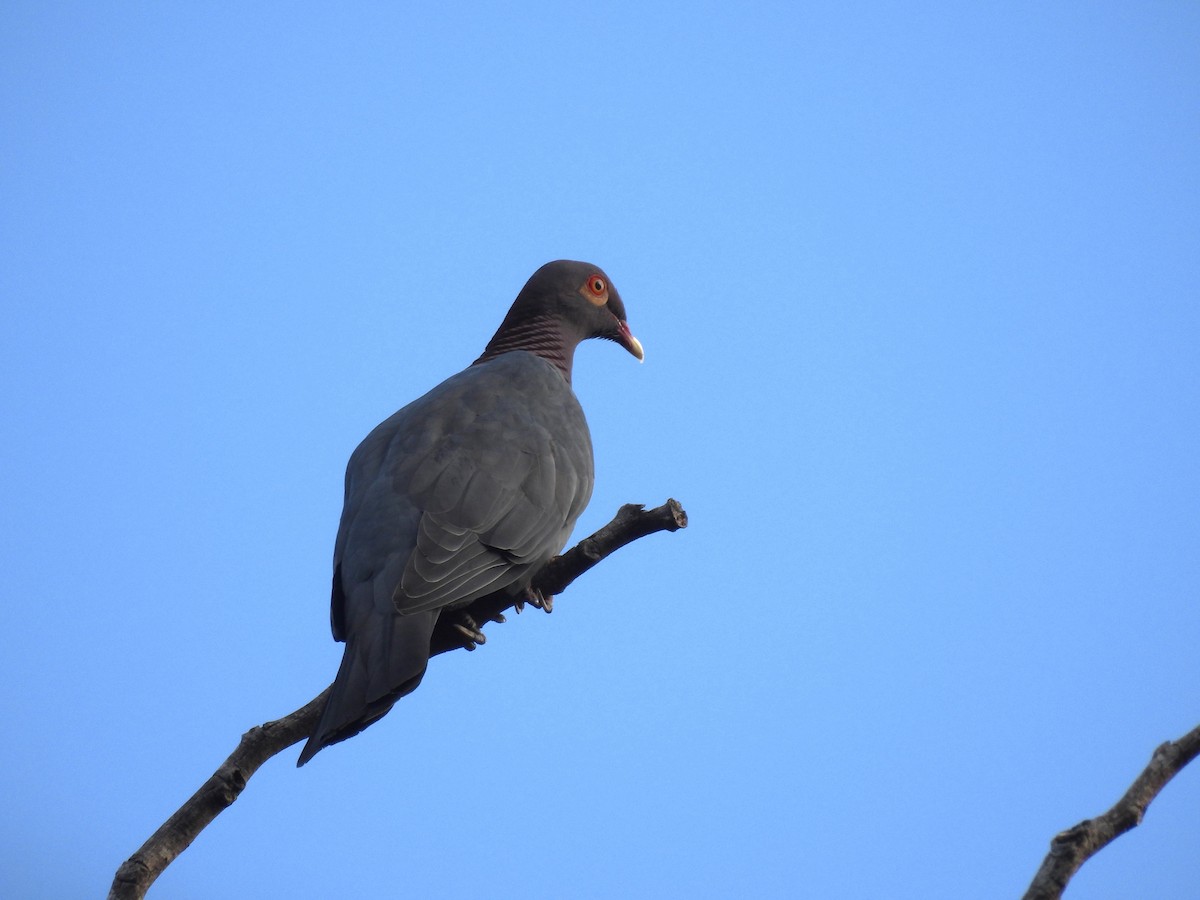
[588, 276, 606, 296]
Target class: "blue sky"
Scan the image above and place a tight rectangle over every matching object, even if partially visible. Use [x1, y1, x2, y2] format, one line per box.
[3, 3, 1198, 897]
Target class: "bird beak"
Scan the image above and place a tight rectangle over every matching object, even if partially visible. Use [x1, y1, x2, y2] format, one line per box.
[617, 321, 645, 362]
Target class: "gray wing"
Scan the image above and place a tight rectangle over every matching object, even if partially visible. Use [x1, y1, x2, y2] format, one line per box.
[298, 353, 593, 764]
[397, 406, 592, 613]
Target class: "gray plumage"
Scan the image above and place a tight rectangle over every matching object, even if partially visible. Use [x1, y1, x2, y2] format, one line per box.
[298, 260, 642, 766]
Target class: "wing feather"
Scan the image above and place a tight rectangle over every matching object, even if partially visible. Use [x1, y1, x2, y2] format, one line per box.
[300, 352, 595, 764]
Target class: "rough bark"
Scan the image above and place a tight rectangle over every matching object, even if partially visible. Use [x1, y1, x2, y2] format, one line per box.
[1022, 722, 1200, 900]
[108, 499, 688, 900]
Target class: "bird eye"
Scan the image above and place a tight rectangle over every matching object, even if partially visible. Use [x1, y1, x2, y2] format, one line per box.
[588, 276, 606, 296]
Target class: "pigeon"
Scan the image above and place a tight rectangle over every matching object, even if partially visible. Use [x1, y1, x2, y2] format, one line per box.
[298, 260, 643, 766]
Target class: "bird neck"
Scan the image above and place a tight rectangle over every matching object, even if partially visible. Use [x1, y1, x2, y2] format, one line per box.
[474, 312, 576, 382]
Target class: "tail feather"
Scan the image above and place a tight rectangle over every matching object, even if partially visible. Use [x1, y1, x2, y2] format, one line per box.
[297, 608, 439, 766]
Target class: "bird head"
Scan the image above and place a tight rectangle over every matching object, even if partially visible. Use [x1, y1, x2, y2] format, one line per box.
[537, 260, 643, 361]
[476, 260, 644, 378]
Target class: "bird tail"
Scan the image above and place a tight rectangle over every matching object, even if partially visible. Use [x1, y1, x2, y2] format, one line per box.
[297, 608, 439, 766]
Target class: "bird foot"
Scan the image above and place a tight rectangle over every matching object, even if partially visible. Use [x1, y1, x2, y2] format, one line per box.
[450, 612, 487, 651]
[516, 585, 554, 614]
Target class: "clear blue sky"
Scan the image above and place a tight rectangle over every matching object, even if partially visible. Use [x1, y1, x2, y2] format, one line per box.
[3, 3, 1198, 898]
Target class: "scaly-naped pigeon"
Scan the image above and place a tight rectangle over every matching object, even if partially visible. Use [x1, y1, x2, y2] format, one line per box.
[298, 260, 643, 765]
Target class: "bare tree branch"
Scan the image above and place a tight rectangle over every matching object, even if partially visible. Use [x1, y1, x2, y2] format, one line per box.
[108, 499, 688, 900]
[430, 499, 688, 654]
[106, 690, 330, 900]
[1022, 722, 1200, 900]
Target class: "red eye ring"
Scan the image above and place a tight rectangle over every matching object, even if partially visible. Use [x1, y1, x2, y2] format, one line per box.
[587, 275, 606, 296]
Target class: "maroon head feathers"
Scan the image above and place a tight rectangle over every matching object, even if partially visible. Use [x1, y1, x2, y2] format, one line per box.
[475, 260, 643, 381]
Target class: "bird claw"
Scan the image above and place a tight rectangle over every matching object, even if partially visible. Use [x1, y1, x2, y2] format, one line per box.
[451, 612, 487, 650]
[523, 586, 554, 614]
